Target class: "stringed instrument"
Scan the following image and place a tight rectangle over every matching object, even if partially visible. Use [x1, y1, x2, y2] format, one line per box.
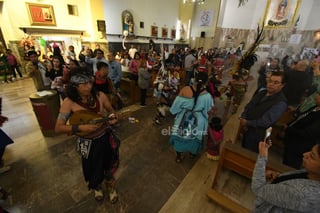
[69, 109, 131, 137]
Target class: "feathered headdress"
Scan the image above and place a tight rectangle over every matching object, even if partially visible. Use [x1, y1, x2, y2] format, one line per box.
[231, 23, 265, 80]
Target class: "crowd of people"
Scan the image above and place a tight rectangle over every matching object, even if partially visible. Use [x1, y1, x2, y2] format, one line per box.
[2, 42, 320, 211]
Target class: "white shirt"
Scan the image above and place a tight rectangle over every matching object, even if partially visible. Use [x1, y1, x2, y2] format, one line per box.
[128, 47, 137, 59]
[65, 50, 75, 64]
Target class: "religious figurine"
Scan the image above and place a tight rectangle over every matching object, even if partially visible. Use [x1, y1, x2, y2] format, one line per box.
[122, 10, 134, 35]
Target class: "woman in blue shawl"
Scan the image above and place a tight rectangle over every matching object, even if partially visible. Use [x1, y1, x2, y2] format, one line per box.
[169, 72, 213, 163]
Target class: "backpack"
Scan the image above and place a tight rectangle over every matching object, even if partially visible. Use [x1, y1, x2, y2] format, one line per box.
[177, 86, 202, 140]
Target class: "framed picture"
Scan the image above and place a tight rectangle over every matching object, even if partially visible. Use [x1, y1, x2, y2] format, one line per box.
[162, 28, 168, 38]
[26, 3, 56, 26]
[263, 0, 301, 28]
[151, 26, 158, 37]
[171, 29, 176, 39]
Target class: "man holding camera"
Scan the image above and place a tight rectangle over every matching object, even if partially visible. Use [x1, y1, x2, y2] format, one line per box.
[239, 71, 287, 153]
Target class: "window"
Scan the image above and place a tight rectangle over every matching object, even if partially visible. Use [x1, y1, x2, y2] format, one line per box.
[67, 4, 78, 16]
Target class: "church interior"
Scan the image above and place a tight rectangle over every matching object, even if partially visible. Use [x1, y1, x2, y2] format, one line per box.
[1, 0, 320, 212]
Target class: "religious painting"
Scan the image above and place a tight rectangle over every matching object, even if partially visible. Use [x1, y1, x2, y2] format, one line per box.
[151, 26, 158, 37]
[122, 10, 134, 35]
[97, 20, 106, 32]
[162, 28, 168, 38]
[263, 0, 301, 28]
[171, 29, 176, 39]
[199, 10, 214, 26]
[26, 3, 56, 26]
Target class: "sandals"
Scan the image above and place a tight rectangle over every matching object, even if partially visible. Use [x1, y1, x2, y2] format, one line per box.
[108, 189, 118, 204]
[105, 179, 119, 204]
[175, 155, 185, 163]
[94, 189, 104, 202]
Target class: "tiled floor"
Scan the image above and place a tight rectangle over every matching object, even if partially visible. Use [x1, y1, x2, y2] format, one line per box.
[0, 77, 202, 212]
[0, 64, 285, 213]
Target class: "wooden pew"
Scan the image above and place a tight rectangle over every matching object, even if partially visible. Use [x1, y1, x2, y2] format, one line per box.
[120, 78, 140, 104]
[270, 109, 295, 150]
[207, 142, 293, 213]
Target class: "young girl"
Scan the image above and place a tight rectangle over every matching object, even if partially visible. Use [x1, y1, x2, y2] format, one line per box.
[207, 117, 224, 160]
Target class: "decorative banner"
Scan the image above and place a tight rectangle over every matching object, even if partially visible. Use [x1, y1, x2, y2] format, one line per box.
[289, 34, 301, 44]
[199, 10, 214, 26]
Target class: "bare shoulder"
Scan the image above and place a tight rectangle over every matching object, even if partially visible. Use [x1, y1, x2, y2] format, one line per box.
[60, 98, 76, 113]
[179, 86, 193, 98]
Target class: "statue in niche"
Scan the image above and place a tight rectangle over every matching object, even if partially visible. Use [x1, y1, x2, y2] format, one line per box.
[122, 10, 134, 36]
[180, 24, 185, 40]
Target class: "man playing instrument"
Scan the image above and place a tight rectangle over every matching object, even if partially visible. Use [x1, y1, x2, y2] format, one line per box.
[55, 67, 119, 203]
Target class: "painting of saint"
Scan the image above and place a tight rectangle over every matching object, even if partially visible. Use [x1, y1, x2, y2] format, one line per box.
[265, 0, 300, 27]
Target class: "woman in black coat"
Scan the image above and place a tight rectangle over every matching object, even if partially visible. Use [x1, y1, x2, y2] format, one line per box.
[283, 92, 320, 169]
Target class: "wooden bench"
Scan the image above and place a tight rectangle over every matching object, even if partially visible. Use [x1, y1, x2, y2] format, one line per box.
[270, 110, 295, 151]
[207, 142, 293, 213]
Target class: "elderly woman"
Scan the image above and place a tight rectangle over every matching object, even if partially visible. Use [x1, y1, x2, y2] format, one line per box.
[252, 141, 320, 212]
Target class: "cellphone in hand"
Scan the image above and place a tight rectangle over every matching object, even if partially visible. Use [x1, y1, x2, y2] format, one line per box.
[264, 127, 272, 145]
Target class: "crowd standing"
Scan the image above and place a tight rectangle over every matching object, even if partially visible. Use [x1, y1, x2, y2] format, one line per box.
[2, 42, 320, 211]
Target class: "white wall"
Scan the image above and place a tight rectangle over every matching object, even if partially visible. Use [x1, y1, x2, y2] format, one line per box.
[103, 0, 180, 37]
[219, 0, 318, 30]
[1, 0, 94, 41]
[303, 0, 319, 30]
[190, 0, 221, 39]
[219, 0, 265, 29]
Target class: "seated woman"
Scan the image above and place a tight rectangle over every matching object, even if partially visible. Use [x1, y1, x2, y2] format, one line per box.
[252, 141, 320, 212]
[282, 91, 320, 169]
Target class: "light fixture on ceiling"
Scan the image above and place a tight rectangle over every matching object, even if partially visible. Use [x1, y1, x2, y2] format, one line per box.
[183, 0, 205, 5]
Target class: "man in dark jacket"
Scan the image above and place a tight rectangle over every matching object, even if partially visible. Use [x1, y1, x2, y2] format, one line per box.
[257, 57, 281, 91]
[282, 59, 312, 107]
[240, 71, 287, 153]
